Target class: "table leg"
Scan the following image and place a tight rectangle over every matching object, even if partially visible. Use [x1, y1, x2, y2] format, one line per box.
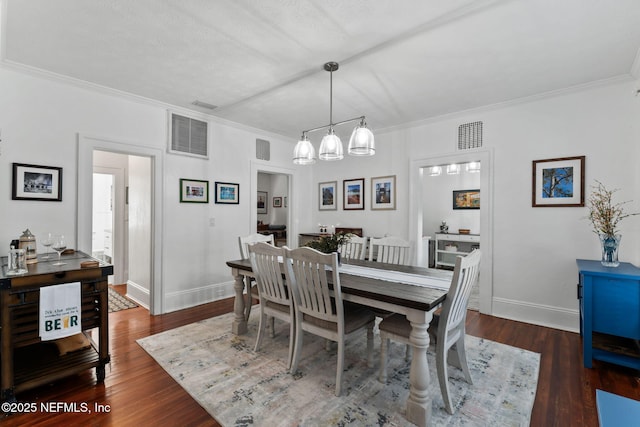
[405, 310, 433, 427]
[231, 268, 248, 335]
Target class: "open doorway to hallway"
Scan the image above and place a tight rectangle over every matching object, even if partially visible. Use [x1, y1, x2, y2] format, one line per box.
[92, 150, 152, 310]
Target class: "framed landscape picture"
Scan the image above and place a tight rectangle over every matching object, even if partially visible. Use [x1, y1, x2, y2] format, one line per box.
[180, 178, 209, 203]
[318, 181, 337, 210]
[532, 156, 585, 207]
[343, 178, 365, 210]
[453, 189, 480, 210]
[12, 163, 63, 201]
[273, 197, 282, 208]
[257, 191, 268, 214]
[214, 182, 239, 204]
[371, 175, 396, 210]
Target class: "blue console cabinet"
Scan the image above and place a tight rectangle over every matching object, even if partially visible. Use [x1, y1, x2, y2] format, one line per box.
[577, 259, 640, 369]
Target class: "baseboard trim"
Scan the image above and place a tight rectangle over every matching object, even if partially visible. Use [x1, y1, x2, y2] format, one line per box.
[164, 281, 236, 314]
[126, 280, 150, 310]
[491, 297, 580, 333]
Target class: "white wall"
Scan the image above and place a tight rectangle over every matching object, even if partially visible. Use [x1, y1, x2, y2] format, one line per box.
[127, 155, 151, 307]
[310, 78, 640, 331]
[0, 66, 307, 313]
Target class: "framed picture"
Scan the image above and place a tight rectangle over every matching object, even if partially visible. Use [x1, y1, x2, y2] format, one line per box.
[371, 175, 396, 210]
[12, 163, 63, 201]
[180, 178, 209, 203]
[453, 189, 480, 210]
[343, 178, 365, 210]
[273, 197, 282, 208]
[318, 181, 337, 210]
[214, 182, 239, 204]
[532, 156, 585, 207]
[257, 191, 268, 214]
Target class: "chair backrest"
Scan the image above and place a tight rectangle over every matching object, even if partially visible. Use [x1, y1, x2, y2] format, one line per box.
[439, 249, 482, 340]
[284, 247, 343, 327]
[248, 242, 290, 306]
[340, 236, 368, 261]
[238, 233, 275, 259]
[368, 236, 412, 265]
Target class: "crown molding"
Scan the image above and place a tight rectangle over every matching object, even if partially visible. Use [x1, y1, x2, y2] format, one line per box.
[376, 74, 635, 135]
[0, 58, 295, 143]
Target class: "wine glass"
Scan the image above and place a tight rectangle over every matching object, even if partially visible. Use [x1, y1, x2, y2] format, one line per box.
[51, 234, 67, 266]
[41, 232, 53, 260]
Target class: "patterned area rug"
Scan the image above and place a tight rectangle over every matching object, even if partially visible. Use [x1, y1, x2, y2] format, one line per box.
[108, 287, 138, 313]
[138, 310, 540, 426]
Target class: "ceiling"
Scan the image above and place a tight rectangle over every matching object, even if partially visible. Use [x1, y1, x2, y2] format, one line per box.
[3, 0, 640, 141]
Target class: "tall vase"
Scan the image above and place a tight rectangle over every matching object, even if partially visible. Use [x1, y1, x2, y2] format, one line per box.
[599, 234, 621, 267]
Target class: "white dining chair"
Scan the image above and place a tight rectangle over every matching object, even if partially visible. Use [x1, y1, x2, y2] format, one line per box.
[238, 233, 275, 320]
[368, 236, 412, 265]
[378, 249, 482, 414]
[284, 246, 375, 396]
[248, 242, 295, 369]
[339, 235, 368, 261]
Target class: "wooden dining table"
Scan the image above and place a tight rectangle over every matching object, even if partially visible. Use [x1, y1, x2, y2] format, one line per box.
[226, 257, 452, 427]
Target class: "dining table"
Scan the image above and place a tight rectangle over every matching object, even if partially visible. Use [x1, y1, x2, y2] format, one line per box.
[226, 256, 453, 427]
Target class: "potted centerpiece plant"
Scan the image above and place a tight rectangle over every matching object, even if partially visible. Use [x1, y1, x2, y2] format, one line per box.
[587, 180, 639, 267]
[305, 232, 352, 261]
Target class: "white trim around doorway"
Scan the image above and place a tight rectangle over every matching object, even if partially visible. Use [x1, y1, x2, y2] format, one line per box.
[77, 133, 164, 315]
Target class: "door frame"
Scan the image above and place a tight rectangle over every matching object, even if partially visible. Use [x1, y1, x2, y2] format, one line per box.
[77, 133, 164, 314]
[409, 148, 493, 314]
[250, 160, 298, 247]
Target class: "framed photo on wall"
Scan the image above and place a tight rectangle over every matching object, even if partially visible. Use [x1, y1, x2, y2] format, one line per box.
[371, 175, 396, 210]
[453, 189, 480, 210]
[273, 197, 282, 208]
[532, 156, 585, 207]
[12, 163, 63, 201]
[257, 191, 268, 214]
[343, 178, 365, 210]
[214, 182, 239, 204]
[318, 181, 337, 210]
[180, 178, 209, 203]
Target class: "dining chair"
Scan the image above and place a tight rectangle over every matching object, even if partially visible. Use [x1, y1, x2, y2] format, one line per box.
[247, 242, 295, 369]
[378, 249, 482, 414]
[239, 233, 275, 320]
[368, 236, 412, 265]
[283, 246, 375, 396]
[339, 235, 368, 261]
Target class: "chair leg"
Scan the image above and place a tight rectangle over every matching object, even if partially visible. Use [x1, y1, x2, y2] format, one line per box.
[287, 319, 295, 370]
[404, 344, 411, 361]
[269, 316, 275, 338]
[254, 310, 266, 352]
[244, 280, 253, 321]
[366, 322, 374, 368]
[290, 320, 304, 374]
[454, 336, 473, 384]
[437, 342, 454, 414]
[335, 338, 344, 397]
[379, 334, 389, 383]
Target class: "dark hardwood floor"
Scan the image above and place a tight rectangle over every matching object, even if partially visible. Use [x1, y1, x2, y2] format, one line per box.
[3, 288, 639, 426]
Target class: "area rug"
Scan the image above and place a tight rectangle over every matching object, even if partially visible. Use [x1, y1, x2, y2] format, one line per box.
[108, 287, 138, 313]
[137, 310, 540, 426]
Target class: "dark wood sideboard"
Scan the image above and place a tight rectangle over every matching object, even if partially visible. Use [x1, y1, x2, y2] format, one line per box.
[1, 251, 112, 403]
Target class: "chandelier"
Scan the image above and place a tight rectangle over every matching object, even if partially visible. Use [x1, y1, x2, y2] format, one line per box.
[293, 62, 375, 165]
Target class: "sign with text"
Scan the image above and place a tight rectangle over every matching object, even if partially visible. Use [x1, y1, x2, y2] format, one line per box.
[39, 282, 81, 340]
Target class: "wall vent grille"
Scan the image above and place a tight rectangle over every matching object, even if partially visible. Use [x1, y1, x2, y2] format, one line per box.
[458, 121, 483, 150]
[256, 139, 270, 161]
[169, 113, 208, 158]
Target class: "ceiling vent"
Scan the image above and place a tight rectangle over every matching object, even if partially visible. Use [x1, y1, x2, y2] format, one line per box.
[169, 113, 208, 158]
[458, 121, 483, 150]
[256, 139, 270, 161]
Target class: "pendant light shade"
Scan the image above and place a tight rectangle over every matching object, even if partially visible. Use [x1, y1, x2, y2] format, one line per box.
[293, 134, 316, 165]
[318, 128, 343, 161]
[348, 121, 375, 156]
[293, 61, 374, 165]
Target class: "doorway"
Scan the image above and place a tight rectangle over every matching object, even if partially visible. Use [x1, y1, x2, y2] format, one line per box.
[257, 171, 289, 246]
[410, 149, 493, 314]
[77, 134, 164, 314]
